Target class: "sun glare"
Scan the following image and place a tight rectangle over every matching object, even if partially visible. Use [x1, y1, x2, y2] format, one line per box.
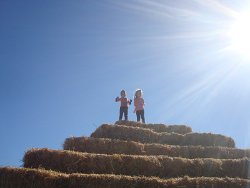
[228, 11, 250, 58]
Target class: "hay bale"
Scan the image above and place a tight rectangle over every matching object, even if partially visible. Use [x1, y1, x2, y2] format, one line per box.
[63, 136, 250, 159]
[64, 137, 144, 155]
[183, 132, 235, 147]
[91, 124, 235, 147]
[23, 148, 250, 178]
[0, 167, 67, 188]
[1, 167, 250, 188]
[115, 120, 192, 134]
[91, 124, 159, 143]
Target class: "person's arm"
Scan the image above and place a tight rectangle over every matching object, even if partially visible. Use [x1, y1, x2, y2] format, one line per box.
[128, 99, 132, 105]
[134, 98, 137, 112]
[115, 97, 120, 102]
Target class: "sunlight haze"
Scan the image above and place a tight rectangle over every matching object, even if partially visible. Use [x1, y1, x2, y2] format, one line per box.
[1, 0, 250, 167]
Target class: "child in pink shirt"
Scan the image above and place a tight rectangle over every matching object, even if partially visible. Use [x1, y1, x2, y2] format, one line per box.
[134, 89, 145, 123]
[115, 90, 132, 121]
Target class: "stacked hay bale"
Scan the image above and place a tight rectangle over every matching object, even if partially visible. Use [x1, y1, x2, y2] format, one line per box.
[1, 120, 250, 188]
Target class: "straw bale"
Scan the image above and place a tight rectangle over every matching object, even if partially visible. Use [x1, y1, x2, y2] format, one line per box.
[183, 132, 235, 147]
[2, 167, 250, 188]
[64, 136, 250, 159]
[91, 124, 159, 143]
[64, 137, 144, 155]
[91, 124, 235, 147]
[115, 120, 192, 134]
[23, 148, 250, 178]
[0, 167, 66, 188]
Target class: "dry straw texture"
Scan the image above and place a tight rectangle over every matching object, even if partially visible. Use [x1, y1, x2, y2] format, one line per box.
[64, 137, 250, 159]
[24, 148, 250, 178]
[91, 124, 235, 147]
[1, 167, 250, 188]
[64, 137, 144, 155]
[1, 120, 246, 188]
[115, 120, 192, 134]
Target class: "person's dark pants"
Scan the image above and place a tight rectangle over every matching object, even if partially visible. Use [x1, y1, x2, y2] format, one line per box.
[119, 106, 128, 121]
[136, 110, 145, 123]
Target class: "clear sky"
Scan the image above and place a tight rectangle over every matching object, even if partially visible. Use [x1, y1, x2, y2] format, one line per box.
[1, 0, 250, 167]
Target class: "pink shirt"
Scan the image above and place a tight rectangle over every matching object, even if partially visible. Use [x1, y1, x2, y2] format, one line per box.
[134, 97, 144, 111]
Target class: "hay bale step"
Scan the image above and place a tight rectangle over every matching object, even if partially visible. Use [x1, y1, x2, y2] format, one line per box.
[115, 120, 192, 134]
[91, 124, 235, 147]
[64, 137, 250, 159]
[1, 167, 250, 188]
[24, 148, 250, 178]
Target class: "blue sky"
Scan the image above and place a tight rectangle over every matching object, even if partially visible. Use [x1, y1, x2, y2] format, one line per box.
[1, 0, 250, 167]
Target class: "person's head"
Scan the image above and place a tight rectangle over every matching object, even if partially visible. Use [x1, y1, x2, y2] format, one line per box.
[135, 89, 142, 98]
[120, 90, 126, 98]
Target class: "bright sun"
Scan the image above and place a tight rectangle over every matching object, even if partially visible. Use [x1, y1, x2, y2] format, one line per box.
[228, 12, 250, 58]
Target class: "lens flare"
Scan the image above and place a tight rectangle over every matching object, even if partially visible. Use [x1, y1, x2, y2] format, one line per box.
[228, 11, 250, 59]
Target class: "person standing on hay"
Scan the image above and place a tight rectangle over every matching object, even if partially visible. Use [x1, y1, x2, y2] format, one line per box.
[115, 90, 132, 121]
[134, 89, 145, 123]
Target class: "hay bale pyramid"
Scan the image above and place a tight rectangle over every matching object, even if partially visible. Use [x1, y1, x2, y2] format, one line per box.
[1, 120, 250, 187]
